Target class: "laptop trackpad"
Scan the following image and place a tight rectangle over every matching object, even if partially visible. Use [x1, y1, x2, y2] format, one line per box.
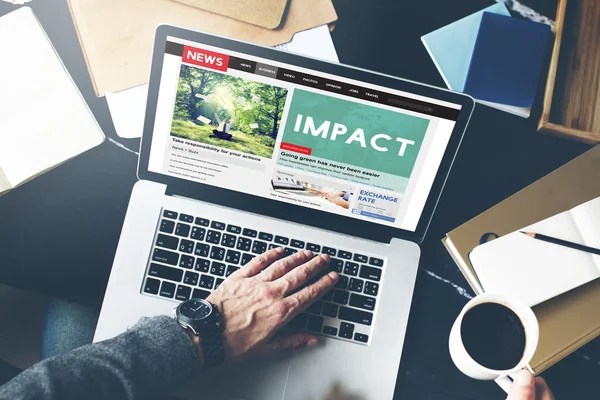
[175, 355, 291, 400]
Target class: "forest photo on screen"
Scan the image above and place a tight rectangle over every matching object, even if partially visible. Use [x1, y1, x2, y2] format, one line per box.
[171, 65, 289, 159]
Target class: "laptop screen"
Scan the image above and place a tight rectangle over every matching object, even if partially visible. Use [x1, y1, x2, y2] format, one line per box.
[147, 36, 463, 233]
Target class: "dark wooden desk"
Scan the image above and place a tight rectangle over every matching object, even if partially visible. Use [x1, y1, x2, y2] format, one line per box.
[0, 0, 597, 398]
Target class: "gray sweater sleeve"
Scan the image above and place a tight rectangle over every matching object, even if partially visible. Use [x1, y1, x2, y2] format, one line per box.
[0, 316, 201, 400]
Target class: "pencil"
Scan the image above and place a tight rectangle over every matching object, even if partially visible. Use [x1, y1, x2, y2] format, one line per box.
[520, 231, 600, 256]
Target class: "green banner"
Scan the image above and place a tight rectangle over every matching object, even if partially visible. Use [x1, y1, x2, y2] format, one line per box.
[280, 89, 430, 178]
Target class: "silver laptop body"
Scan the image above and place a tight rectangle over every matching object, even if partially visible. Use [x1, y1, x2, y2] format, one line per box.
[94, 25, 474, 400]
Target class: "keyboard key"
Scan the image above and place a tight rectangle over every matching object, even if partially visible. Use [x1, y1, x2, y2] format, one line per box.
[338, 250, 352, 259]
[175, 223, 190, 237]
[348, 278, 364, 293]
[190, 227, 206, 241]
[179, 213, 194, 223]
[206, 230, 221, 244]
[242, 228, 257, 238]
[268, 243, 279, 250]
[211, 221, 226, 230]
[194, 258, 210, 273]
[339, 322, 354, 339]
[364, 281, 379, 296]
[163, 210, 177, 219]
[149, 263, 183, 282]
[329, 258, 344, 273]
[322, 303, 338, 318]
[183, 271, 199, 286]
[236, 237, 252, 252]
[195, 217, 209, 227]
[289, 313, 308, 330]
[290, 239, 305, 249]
[354, 333, 369, 343]
[307, 301, 323, 314]
[152, 249, 179, 265]
[160, 281, 176, 298]
[322, 290, 334, 302]
[349, 294, 376, 311]
[322, 247, 337, 256]
[210, 262, 226, 276]
[307, 243, 321, 252]
[192, 288, 211, 299]
[284, 248, 298, 256]
[179, 255, 195, 269]
[258, 232, 273, 241]
[199, 274, 215, 289]
[353, 254, 368, 263]
[307, 315, 324, 332]
[175, 285, 191, 301]
[323, 326, 338, 336]
[344, 262, 359, 276]
[221, 234, 237, 248]
[227, 225, 242, 234]
[210, 246, 225, 261]
[155, 234, 178, 250]
[252, 240, 267, 255]
[359, 265, 382, 282]
[369, 257, 384, 267]
[338, 306, 373, 326]
[159, 219, 175, 234]
[179, 239, 194, 254]
[335, 275, 348, 289]
[226, 265, 239, 277]
[241, 253, 254, 266]
[333, 290, 349, 305]
[143, 277, 160, 294]
[225, 250, 241, 265]
[215, 278, 224, 289]
[194, 243, 210, 258]
[274, 236, 289, 245]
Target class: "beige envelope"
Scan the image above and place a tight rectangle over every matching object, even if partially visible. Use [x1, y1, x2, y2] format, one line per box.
[171, 0, 290, 29]
[67, 0, 337, 96]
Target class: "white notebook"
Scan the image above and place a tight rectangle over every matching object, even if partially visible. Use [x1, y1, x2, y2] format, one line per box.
[470, 197, 600, 307]
[0, 7, 104, 195]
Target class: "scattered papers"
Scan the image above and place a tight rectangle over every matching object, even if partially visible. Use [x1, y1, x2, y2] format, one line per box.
[275, 24, 339, 63]
[105, 84, 148, 139]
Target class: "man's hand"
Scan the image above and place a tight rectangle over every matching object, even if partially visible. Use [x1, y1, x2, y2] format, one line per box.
[507, 370, 555, 400]
[206, 247, 338, 362]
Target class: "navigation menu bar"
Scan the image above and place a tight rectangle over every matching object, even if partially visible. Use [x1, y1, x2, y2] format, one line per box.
[167, 42, 459, 120]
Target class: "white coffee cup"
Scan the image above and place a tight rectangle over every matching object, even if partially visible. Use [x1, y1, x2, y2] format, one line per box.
[449, 293, 539, 392]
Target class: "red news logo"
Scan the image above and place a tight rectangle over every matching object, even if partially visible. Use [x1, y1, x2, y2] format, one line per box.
[182, 46, 229, 72]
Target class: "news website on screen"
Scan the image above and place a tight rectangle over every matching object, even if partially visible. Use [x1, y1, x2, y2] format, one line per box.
[148, 37, 462, 232]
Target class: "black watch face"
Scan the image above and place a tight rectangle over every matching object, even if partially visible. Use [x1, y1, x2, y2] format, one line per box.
[180, 299, 212, 320]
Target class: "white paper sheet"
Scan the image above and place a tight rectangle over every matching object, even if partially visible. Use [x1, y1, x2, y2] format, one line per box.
[0, 8, 104, 186]
[105, 84, 148, 139]
[274, 24, 339, 63]
[107, 25, 339, 139]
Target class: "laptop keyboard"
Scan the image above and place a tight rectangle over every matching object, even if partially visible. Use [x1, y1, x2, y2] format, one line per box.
[141, 209, 386, 345]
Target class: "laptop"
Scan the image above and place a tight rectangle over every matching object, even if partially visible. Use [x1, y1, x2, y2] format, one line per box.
[94, 24, 474, 400]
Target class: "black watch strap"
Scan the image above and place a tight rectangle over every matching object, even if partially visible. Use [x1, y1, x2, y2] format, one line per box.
[201, 325, 225, 368]
[197, 306, 225, 368]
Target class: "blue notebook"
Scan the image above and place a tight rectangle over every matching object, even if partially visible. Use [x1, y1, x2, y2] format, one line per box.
[421, 3, 510, 92]
[464, 12, 551, 108]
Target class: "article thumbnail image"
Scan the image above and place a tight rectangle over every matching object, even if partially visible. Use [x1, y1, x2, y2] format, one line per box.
[271, 175, 353, 210]
[170, 65, 288, 159]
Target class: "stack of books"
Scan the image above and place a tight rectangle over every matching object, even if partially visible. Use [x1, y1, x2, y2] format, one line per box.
[422, 3, 551, 118]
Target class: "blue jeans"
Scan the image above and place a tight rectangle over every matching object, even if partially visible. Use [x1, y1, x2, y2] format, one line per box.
[41, 298, 100, 359]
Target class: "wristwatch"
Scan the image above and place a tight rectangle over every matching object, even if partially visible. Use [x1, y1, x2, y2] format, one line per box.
[174, 298, 225, 368]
